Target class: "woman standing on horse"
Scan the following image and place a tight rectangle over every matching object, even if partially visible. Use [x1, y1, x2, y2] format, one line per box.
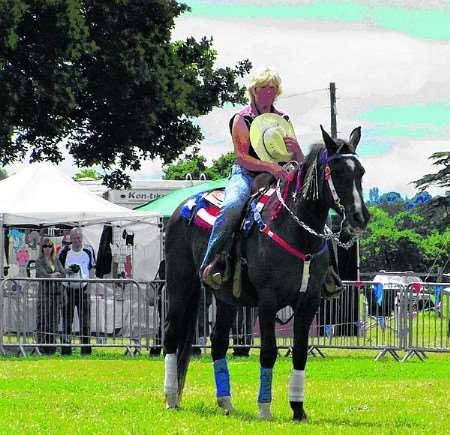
[200, 68, 304, 288]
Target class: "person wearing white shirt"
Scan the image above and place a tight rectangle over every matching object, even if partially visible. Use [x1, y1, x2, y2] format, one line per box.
[59, 228, 95, 356]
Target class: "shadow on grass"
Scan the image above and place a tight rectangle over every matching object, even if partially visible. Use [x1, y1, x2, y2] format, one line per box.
[0, 350, 163, 361]
[186, 403, 416, 429]
[186, 402, 263, 422]
[311, 417, 418, 429]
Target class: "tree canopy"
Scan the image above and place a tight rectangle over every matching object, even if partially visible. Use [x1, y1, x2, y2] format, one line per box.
[0, 1, 251, 187]
[360, 197, 449, 274]
[73, 167, 102, 181]
[163, 146, 235, 180]
[413, 151, 450, 192]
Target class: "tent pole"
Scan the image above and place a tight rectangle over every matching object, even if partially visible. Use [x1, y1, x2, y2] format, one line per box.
[0, 214, 4, 279]
[159, 217, 164, 262]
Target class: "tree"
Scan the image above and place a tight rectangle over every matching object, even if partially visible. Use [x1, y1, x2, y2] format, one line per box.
[73, 167, 102, 181]
[368, 187, 380, 204]
[414, 151, 450, 191]
[162, 146, 208, 180]
[360, 207, 425, 272]
[208, 152, 235, 179]
[162, 147, 235, 180]
[0, 1, 251, 187]
[360, 195, 449, 273]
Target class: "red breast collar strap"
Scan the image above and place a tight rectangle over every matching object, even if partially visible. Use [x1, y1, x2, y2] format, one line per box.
[261, 226, 311, 262]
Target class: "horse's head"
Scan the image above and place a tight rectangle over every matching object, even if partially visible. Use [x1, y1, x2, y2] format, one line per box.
[320, 125, 370, 238]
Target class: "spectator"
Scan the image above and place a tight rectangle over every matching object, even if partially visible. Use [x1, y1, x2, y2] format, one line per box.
[59, 228, 95, 355]
[35, 238, 65, 355]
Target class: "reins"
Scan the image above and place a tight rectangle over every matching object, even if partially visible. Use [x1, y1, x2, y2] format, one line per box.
[274, 152, 358, 250]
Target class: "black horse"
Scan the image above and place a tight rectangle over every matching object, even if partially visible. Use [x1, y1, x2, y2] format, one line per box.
[163, 126, 370, 421]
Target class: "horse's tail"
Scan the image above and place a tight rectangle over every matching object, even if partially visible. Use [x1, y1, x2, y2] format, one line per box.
[177, 283, 201, 400]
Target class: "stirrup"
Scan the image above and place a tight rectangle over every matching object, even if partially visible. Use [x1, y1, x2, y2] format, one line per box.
[201, 253, 231, 290]
[202, 266, 223, 290]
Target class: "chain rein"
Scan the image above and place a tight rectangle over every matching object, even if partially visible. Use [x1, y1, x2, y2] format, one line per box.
[275, 160, 358, 250]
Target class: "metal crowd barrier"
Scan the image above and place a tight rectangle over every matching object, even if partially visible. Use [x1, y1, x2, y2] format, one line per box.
[190, 280, 449, 361]
[402, 282, 450, 361]
[308, 281, 409, 361]
[1, 277, 448, 360]
[0, 277, 164, 356]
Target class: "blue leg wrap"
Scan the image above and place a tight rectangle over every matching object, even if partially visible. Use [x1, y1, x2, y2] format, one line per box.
[214, 358, 231, 398]
[258, 367, 273, 403]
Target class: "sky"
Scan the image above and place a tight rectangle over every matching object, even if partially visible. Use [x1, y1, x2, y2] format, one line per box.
[7, 0, 450, 197]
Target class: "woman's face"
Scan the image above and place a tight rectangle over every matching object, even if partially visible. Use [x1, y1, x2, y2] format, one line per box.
[254, 83, 277, 107]
[42, 243, 53, 256]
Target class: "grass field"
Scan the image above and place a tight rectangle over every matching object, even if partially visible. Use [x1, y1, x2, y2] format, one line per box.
[0, 350, 449, 434]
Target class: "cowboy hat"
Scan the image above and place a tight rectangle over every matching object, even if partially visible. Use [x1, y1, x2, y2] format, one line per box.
[249, 113, 296, 163]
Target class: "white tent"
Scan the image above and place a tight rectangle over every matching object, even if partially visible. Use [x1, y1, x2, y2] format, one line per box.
[0, 163, 159, 226]
[0, 163, 162, 278]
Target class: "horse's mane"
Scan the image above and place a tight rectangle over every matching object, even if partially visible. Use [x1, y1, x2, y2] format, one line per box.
[303, 143, 325, 170]
[300, 143, 326, 200]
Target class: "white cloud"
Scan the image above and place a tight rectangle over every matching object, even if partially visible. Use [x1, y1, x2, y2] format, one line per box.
[363, 138, 449, 197]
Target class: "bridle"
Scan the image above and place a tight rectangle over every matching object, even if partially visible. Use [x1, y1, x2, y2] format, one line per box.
[275, 150, 361, 250]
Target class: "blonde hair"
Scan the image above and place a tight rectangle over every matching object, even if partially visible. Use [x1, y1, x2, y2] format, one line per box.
[38, 237, 57, 265]
[246, 68, 282, 102]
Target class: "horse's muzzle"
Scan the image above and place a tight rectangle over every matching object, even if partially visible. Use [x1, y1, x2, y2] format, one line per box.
[342, 207, 370, 238]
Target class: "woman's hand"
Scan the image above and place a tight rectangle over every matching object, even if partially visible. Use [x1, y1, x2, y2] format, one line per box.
[270, 164, 289, 180]
[284, 136, 303, 161]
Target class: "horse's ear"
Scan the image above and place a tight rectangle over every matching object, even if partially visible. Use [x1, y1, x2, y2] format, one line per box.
[349, 126, 361, 151]
[320, 124, 337, 152]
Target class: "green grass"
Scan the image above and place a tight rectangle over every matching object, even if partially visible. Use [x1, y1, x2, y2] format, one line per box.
[0, 350, 449, 434]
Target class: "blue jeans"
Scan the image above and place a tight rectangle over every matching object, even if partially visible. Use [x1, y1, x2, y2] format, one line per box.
[200, 164, 254, 270]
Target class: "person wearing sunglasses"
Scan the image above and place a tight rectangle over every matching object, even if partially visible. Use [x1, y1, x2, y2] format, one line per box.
[35, 237, 65, 355]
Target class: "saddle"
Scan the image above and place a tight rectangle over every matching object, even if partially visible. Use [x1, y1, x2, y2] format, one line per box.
[202, 189, 225, 208]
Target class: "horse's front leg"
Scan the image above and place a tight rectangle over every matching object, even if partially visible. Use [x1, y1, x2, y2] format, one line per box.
[290, 293, 320, 422]
[211, 299, 237, 415]
[257, 298, 278, 420]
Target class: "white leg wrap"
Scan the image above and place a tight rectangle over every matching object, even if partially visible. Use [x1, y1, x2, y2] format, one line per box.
[258, 402, 273, 420]
[164, 353, 178, 394]
[289, 369, 305, 402]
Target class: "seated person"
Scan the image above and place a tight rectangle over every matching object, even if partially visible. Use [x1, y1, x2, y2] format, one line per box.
[200, 68, 303, 288]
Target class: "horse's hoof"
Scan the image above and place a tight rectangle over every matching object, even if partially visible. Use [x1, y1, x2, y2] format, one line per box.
[293, 410, 307, 423]
[217, 396, 234, 415]
[258, 402, 273, 420]
[290, 401, 307, 422]
[165, 393, 178, 409]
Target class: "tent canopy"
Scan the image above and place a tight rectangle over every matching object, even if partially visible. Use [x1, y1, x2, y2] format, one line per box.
[135, 178, 227, 217]
[0, 163, 159, 226]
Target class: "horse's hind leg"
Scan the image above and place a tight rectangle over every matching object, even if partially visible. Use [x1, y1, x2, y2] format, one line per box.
[290, 294, 320, 422]
[163, 259, 198, 409]
[211, 299, 237, 415]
